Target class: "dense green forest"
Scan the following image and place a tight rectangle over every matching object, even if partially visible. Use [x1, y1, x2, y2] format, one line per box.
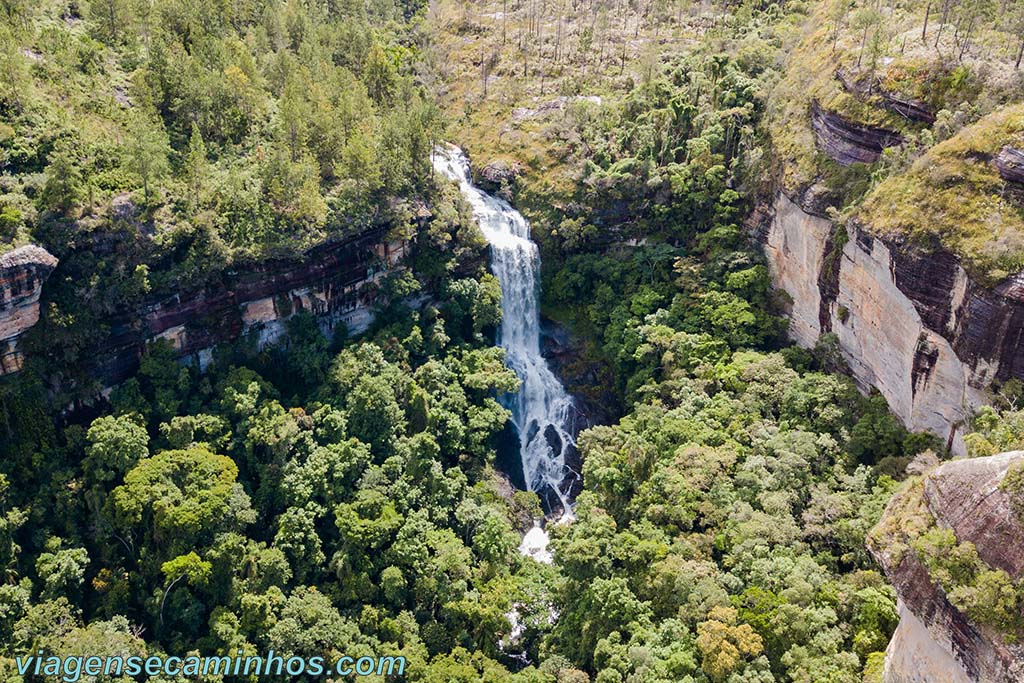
[4, 0, 1024, 681]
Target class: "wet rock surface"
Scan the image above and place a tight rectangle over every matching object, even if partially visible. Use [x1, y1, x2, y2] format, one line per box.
[474, 159, 522, 200]
[0, 230, 415, 386]
[91, 231, 409, 385]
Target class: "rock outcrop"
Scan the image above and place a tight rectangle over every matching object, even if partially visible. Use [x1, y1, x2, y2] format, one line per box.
[994, 146, 1024, 187]
[834, 68, 936, 124]
[810, 101, 903, 166]
[474, 159, 522, 200]
[0, 245, 58, 375]
[869, 452, 1024, 682]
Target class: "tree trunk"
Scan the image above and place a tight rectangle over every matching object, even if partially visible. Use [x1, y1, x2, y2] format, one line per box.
[935, 0, 952, 48]
[958, 18, 975, 61]
[922, 2, 931, 42]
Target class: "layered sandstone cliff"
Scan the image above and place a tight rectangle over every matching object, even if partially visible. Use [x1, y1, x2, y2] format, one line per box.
[92, 230, 409, 385]
[759, 191, 1006, 453]
[810, 101, 903, 165]
[0, 245, 58, 375]
[869, 452, 1024, 682]
[761, 97, 1024, 454]
[0, 231, 409, 385]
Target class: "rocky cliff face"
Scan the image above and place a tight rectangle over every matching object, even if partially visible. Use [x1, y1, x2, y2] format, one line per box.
[762, 100, 1024, 453]
[0, 230, 410, 385]
[994, 147, 1024, 188]
[759, 187, 1024, 453]
[869, 452, 1024, 682]
[810, 101, 903, 165]
[0, 245, 58, 375]
[93, 230, 410, 385]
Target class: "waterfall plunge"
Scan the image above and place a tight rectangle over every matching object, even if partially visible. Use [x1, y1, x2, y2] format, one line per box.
[432, 146, 578, 530]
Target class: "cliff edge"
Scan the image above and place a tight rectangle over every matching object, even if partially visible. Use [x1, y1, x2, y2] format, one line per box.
[868, 452, 1024, 682]
[0, 245, 58, 375]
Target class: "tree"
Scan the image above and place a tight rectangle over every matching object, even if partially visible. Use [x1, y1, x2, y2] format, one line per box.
[111, 447, 254, 555]
[87, 0, 134, 43]
[261, 144, 328, 229]
[35, 538, 89, 601]
[1010, 0, 1024, 68]
[851, 7, 883, 69]
[345, 374, 406, 454]
[364, 43, 398, 105]
[41, 140, 84, 214]
[184, 122, 208, 206]
[84, 413, 149, 486]
[0, 475, 27, 584]
[159, 551, 212, 625]
[695, 606, 764, 682]
[125, 112, 170, 205]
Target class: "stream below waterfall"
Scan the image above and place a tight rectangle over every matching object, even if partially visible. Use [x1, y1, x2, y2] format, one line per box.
[432, 146, 580, 558]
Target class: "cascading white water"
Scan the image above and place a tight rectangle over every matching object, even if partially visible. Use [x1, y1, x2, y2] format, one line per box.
[432, 146, 578, 520]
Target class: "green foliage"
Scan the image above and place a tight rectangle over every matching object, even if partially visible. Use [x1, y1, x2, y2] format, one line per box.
[543, 337, 906, 680]
[1002, 460, 1024, 524]
[0, 0, 957, 678]
[2, 0, 451, 383]
[85, 413, 149, 486]
[562, 53, 763, 246]
[966, 404, 1024, 457]
[111, 447, 253, 554]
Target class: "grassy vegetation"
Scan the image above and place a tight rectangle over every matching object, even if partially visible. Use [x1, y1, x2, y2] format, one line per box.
[426, 0, 750, 246]
[856, 105, 1024, 284]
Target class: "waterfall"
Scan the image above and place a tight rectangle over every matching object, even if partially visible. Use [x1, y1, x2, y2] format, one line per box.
[432, 146, 578, 519]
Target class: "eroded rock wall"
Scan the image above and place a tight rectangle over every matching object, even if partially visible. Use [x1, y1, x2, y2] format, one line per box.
[760, 192, 1012, 453]
[0, 245, 58, 375]
[0, 231, 411, 385]
[869, 452, 1024, 683]
[91, 231, 409, 385]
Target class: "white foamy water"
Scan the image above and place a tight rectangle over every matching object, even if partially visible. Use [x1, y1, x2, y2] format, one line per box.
[432, 146, 577, 539]
[518, 522, 554, 564]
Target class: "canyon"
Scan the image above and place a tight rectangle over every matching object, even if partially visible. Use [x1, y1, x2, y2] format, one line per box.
[4, 93, 1024, 683]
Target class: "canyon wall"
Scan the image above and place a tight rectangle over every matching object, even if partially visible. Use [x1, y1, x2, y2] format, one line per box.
[762, 101, 1024, 454]
[0, 230, 409, 385]
[0, 245, 58, 375]
[760, 191, 1001, 453]
[766, 99, 1024, 680]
